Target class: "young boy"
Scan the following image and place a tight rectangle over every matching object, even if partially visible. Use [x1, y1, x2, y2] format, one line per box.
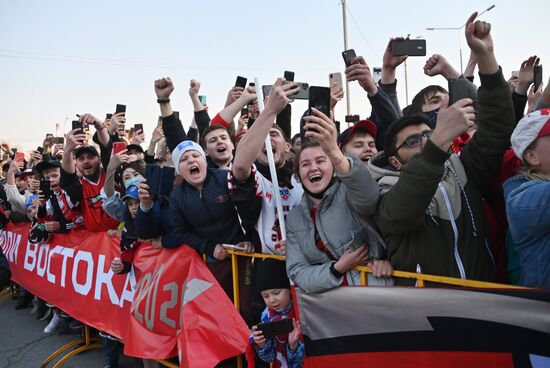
[248, 259, 304, 368]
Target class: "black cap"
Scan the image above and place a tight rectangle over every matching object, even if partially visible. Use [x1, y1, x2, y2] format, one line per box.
[35, 160, 61, 174]
[126, 144, 144, 154]
[74, 145, 99, 158]
[254, 258, 290, 293]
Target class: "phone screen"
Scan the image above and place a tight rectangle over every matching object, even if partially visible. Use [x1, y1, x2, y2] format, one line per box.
[198, 95, 207, 105]
[309, 86, 331, 118]
[257, 318, 294, 337]
[40, 179, 53, 199]
[134, 124, 144, 134]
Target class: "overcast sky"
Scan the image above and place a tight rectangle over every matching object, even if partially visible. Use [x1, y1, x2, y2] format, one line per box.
[1, 0, 548, 150]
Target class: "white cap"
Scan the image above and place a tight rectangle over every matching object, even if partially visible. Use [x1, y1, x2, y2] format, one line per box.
[171, 140, 206, 175]
[511, 108, 550, 159]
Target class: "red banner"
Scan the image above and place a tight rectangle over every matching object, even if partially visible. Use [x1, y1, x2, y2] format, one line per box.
[0, 222, 249, 367]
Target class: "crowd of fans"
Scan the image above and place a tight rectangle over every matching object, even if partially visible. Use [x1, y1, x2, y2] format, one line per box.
[0, 12, 549, 368]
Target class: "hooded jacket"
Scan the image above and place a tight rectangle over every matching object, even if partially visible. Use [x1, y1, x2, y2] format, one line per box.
[367, 68, 515, 285]
[286, 156, 391, 293]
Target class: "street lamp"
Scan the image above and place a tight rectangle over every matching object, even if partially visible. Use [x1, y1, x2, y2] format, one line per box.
[426, 5, 495, 74]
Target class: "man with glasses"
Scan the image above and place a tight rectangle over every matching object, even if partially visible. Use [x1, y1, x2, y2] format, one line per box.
[367, 13, 516, 285]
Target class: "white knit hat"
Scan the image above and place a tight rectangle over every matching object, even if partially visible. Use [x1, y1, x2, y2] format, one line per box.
[511, 108, 550, 159]
[171, 140, 206, 175]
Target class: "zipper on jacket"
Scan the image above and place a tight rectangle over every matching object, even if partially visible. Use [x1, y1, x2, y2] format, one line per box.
[438, 183, 466, 279]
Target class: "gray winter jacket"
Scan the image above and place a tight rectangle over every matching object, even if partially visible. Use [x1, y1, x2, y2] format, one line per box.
[286, 156, 392, 293]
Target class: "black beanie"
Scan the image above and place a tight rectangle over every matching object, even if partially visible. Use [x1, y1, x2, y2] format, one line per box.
[254, 258, 290, 292]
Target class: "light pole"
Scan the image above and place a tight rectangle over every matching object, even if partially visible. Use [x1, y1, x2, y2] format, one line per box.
[341, 0, 351, 116]
[426, 5, 495, 74]
[404, 35, 423, 105]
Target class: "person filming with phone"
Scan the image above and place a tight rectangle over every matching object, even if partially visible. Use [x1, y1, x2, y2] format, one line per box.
[285, 107, 393, 293]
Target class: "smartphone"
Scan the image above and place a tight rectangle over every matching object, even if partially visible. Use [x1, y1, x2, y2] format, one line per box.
[106, 113, 113, 120]
[290, 82, 310, 100]
[345, 114, 360, 123]
[329, 72, 343, 91]
[534, 65, 543, 92]
[160, 166, 176, 197]
[373, 67, 382, 84]
[72, 120, 83, 135]
[134, 124, 144, 134]
[342, 49, 357, 67]
[448, 78, 477, 106]
[40, 179, 53, 199]
[145, 164, 161, 199]
[309, 86, 331, 118]
[235, 76, 247, 88]
[115, 104, 126, 115]
[249, 82, 255, 87]
[52, 137, 65, 144]
[262, 85, 272, 97]
[284, 71, 295, 82]
[113, 142, 126, 155]
[241, 107, 249, 116]
[392, 39, 426, 57]
[15, 151, 25, 163]
[198, 95, 207, 105]
[256, 318, 294, 337]
[36, 146, 44, 154]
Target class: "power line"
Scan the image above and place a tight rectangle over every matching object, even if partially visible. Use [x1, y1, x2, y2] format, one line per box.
[345, 4, 381, 63]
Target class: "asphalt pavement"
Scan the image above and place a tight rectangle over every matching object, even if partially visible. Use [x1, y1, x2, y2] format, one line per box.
[0, 292, 137, 368]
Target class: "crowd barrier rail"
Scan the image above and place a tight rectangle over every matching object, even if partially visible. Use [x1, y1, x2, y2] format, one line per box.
[1, 240, 525, 368]
[225, 249, 525, 368]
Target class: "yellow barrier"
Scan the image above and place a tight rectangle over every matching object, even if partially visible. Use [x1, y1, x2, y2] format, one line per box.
[225, 249, 525, 368]
[40, 325, 101, 368]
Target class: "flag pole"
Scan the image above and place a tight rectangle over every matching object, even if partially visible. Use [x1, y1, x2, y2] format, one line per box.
[254, 78, 286, 242]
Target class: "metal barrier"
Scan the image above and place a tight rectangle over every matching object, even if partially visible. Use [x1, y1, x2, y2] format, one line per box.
[225, 249, 525, 368]
[5, 248, 522, 368]
[40, 325, 101, 368]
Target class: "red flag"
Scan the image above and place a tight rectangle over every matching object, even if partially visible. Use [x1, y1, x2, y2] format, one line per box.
[177, 251, 250, 368]
[125, 243, 249, 367]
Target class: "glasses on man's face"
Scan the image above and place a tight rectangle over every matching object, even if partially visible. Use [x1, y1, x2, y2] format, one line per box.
[394, 130, 432, 153]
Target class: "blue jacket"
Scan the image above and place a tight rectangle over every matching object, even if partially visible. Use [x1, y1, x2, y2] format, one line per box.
[503, 176, 550, 288]
[168, 168, 246, 256]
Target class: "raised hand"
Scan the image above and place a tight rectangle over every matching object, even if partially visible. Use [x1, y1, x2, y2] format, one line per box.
[225, 86, 244, 107]
[79, 113, 103, 130]
[303, 108, 339, 155]
[424, 54, 460, 79]
[154, 77, 175, 99]
[108, 112, 126, 136]
[465, 12, 493, 56]
[383, 37, 408, 69]
[65, 129, 86, 153]
[188, 79, 201, 97]
[345, 56, 377, 96]
[264, 78, 299, 116]
[430, 96, 476, 151]
[516, 56, 540, 95]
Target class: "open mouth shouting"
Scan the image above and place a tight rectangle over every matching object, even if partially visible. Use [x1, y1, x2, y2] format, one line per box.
[309, 173, 323, 183]
[189, 164, 200, 176]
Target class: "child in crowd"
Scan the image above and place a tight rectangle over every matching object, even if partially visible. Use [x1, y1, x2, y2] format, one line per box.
[248, 259, 304, 368]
